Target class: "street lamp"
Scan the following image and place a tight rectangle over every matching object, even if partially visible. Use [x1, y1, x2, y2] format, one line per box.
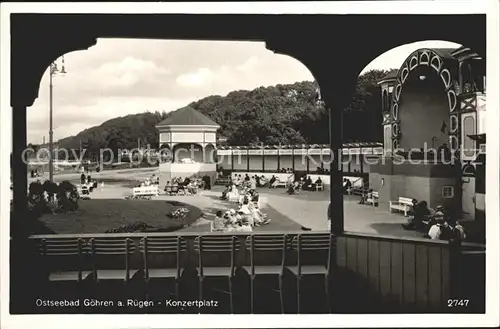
[48, 56, 67, 182]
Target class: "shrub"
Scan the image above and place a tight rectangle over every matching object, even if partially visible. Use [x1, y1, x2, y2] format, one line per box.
[105, 221, 154, 233]
[56, 180, 79, 213]
[27, 181, 47, 217]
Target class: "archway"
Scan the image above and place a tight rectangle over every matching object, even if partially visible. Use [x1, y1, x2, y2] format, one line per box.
[172, 143, 203, 163]
[204, 143, 216, 164]
[390, 48, 461, 153]
[397, 65, 450, 151]
[158, 143, 173, 163]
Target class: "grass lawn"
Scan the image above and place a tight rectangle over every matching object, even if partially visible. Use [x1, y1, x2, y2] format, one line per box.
[38, 199, 203, 234]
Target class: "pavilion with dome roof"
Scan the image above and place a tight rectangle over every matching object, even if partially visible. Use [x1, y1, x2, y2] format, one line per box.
[156, 106, 220, 187]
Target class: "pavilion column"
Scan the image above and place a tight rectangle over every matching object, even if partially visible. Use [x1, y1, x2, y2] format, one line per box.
[12, 105, 28, 234]
[322, 80, 358, 235]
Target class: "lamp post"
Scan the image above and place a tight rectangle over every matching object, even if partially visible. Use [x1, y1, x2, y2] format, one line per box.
[48, 56, 67, 182]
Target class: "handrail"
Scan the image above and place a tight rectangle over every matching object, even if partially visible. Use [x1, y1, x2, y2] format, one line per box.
[28, 230, 485, 249]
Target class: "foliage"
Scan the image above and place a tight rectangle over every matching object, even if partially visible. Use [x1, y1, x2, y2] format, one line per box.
[42, 180, 58, 196]
[27, 181, 48, 217]
[56, 180, 79, 213]
[166, 207, 190, 220]
[52, 70, 390, 152]
[105, 221, 154, 233]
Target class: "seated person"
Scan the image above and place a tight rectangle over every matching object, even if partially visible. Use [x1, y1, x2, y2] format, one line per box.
[80, 173, 86, 184]
[250, 178, 257, 191]
[220, 185, 231, 200]
[359, 188, 373, 204]
[343, 178, 352, 194]
[244, 174, 250, 182]
[250, 190, 259, 203]
[304, 176, 313, 190]
[287, 181, 300, 195]
[182, 177, 191, 186]
[259, 175, 268, 187]
[222, 210, 236, 230]
[426, 211, 446, 240]
[269, 175, 277, 187]
[248, 200, 270, 226]
[315, 177, 323, 185]
[211, 210, 225, 232]
[402, 200, 430, 230]
[186, 182, 197, 195]
[427, 205, 445, 227]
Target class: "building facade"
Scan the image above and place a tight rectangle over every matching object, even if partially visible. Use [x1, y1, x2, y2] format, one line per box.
[155, 106, 219, 186]
[371, 46, 486, 223]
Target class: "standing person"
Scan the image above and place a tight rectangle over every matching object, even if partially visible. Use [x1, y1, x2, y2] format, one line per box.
[343, 178, 352, 194]
[250, 177, 257, 192]
[203, 175, 211, 190]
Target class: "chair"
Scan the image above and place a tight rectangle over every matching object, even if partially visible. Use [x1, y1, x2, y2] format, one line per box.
[287, 233, 333, 313]
[141, 236, 186, 301]
[39, 237, 92, 282]
[89, 237, 138, 282]
[194, 235, 239, 313]
[315, 183, 324, 192]
[244, 234, 288, 314]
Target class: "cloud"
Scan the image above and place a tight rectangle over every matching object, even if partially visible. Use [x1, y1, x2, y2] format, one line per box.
[176, 68, 214, 87]
[361, 40, 461, 73]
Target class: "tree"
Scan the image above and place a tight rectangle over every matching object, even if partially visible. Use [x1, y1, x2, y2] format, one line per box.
[54, 70, 388, 152]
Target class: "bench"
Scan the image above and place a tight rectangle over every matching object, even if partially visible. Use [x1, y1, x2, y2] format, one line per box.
[366, 191, 379, 206]
[389, 197, 414, 216]
[274, 180, 287, 188]
[351, 187, 368, 196]
[133, 186, 159, 198]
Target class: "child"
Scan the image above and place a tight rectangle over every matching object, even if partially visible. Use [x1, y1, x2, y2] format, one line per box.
[211, 210, 225, 232]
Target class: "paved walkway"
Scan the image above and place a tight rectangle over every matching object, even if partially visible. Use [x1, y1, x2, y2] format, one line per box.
[82, 182, 423, 238]
[258, 188, 422, 237]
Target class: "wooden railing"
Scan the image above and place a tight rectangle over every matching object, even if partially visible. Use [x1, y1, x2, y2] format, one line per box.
[25, 231, 485, 314]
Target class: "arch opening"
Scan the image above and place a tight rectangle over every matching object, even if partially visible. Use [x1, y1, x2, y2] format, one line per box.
[204, 143, 216, 164]
[398, 65, 449, 151]
[172, 143, 203, 164]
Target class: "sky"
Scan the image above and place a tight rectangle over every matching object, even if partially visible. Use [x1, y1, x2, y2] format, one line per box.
[28, 39, 460, 144]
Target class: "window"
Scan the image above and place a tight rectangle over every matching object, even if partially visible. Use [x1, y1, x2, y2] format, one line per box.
[462, 115, 476, 158]
[442, 186, 454, 198]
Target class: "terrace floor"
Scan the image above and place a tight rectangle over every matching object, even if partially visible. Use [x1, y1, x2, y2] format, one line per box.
[32, 167, 423, 238]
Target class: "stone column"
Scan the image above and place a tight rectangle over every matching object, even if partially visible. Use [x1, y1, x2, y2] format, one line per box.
[321, 78, 359, 235]
[12, 105, 28, 232]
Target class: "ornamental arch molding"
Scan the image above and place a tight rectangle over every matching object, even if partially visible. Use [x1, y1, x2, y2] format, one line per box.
[390, 48, 461, 151]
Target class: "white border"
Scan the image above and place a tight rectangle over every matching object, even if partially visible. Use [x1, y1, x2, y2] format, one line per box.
[1, 1, 499, 328]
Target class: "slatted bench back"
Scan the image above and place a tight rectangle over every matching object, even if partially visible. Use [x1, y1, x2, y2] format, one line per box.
[141, 236, 187, 279]
[195, 235, 240, 271]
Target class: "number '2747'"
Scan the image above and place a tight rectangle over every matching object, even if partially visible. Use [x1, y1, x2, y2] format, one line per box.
[447, 299, 469, 307]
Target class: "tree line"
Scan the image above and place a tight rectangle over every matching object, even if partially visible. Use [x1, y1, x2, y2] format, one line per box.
[41, 69, 390, 158]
